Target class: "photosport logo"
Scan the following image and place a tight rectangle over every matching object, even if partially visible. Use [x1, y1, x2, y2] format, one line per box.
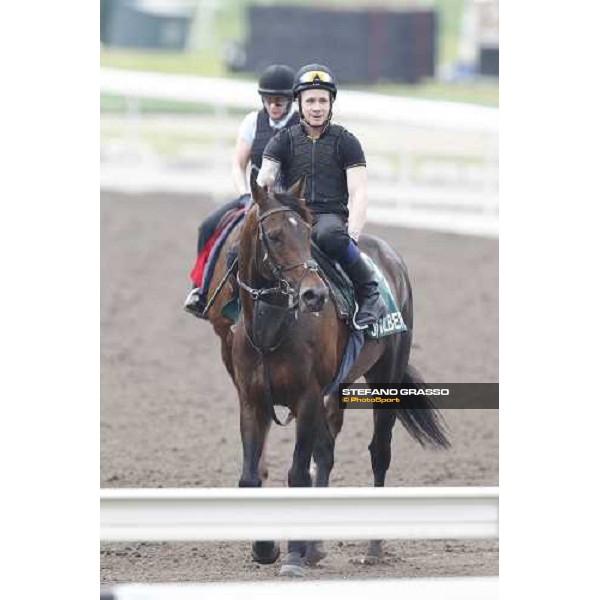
[338, 384, 499, 409]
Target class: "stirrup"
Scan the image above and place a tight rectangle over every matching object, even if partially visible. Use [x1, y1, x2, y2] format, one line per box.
[352, 304, 375, 330]
[184, 288, 207, 319]
[352, 294, 385, 330]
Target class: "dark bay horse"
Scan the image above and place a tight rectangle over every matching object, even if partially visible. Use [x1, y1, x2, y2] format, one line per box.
[203, 178, 449, 576]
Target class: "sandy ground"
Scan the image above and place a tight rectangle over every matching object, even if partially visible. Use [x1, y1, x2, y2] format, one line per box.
[100, 191, 498, 583]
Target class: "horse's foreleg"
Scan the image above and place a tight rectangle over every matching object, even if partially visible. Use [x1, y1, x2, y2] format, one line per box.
[238, 396, 280, 565]
[304, 414, 335, 566]
[287, 396, 319, 489]
[312, 416, 334, 486]
[313, 392, 344, 485]
[258, 431, 270, 484]
[238, 398, 269, 488]
[280, 393, 320, 577]
[306, 393, 344, 565]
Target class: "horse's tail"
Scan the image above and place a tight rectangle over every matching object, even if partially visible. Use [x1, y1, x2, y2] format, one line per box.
[395, 364, 450, 449]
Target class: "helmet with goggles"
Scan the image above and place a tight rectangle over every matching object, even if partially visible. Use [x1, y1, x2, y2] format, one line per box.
[292, 64, 338, 100]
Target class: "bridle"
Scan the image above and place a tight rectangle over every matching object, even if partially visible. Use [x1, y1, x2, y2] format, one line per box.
[237, 205, 319, 314]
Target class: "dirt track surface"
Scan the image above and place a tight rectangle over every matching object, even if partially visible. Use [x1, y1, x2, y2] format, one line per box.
[100, 191, 498, 583]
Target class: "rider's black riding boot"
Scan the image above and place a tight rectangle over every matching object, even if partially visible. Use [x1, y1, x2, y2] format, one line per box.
[184, 287, 209, 320]
[343, 254, 386, 329]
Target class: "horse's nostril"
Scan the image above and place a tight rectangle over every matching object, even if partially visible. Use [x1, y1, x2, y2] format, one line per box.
[302, 288, 326, 312]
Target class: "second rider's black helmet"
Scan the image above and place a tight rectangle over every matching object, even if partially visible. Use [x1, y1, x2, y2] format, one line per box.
[258, 65, 295, 98]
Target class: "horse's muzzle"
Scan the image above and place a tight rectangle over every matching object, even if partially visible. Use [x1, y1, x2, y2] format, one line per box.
[300, 285, 327, 313]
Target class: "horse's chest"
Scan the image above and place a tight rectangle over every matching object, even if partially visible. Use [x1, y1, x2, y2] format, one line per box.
[268, 356, 312, 393]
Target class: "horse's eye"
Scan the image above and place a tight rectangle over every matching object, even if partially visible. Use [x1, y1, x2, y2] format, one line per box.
[267, 229, 283, 243]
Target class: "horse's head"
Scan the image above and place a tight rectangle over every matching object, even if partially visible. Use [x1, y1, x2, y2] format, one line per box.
[240, 176, 327, 314]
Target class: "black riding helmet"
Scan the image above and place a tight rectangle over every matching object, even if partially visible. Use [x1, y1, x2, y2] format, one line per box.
[258, 64, 295, 98]
[292, 64, 338, 100]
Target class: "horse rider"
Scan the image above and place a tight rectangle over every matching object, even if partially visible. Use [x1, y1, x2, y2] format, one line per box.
[257, 63, 385, 329]
[184, 64, 300, 318]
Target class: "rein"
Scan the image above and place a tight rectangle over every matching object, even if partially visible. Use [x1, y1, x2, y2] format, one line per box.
[201, 256, 239, 319]
[237, 205, 319, 426]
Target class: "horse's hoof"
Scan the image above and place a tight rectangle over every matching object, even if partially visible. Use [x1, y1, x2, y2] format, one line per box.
[305, 541, 327, 565]
[279, 552, 305, 577]
[279, 564, 305, 577]
[251, 541, 280, 565]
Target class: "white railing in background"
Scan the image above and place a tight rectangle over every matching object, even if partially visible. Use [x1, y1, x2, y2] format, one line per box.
[100, 68, 498, 132]
[100, 486, 499, 541]
[100, 69, 499, 237]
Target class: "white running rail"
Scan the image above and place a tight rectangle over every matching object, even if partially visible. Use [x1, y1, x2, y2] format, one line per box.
[100, 486, 499, 542]
[102, 577, 499, 600]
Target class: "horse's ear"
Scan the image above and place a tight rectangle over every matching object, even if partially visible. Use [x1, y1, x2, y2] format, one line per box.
[250, 168, 268, 207]
[287, 176, 306, 200]
[249, 165, 259, 190]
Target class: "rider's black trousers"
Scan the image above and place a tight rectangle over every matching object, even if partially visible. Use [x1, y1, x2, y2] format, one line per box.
[311, 213, 353, 265]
